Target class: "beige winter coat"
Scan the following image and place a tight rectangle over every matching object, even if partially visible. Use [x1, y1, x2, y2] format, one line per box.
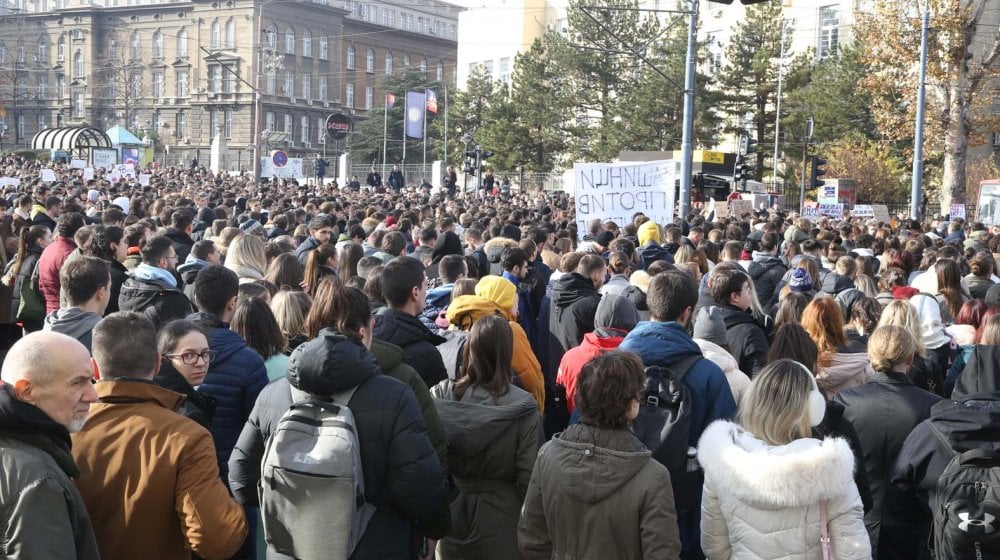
[816, 352, 874, 397]
[695, 339, 752, 406]
[698, 420, 871, 560]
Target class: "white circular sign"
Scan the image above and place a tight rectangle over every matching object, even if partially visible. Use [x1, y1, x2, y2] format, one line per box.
[408, 107, 421, 122]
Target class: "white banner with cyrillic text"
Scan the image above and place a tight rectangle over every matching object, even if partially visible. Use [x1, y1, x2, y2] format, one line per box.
[574, 160, 675, 240]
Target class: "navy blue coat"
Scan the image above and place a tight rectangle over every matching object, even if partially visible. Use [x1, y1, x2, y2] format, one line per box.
[191, 313, 269, 477]
[294, 236, 322, 265]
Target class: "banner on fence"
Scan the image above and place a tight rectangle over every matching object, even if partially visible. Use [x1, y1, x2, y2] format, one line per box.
[853, 205, 874, 217]
[573, 160, 675, 239]
[817, 203, 845, 219]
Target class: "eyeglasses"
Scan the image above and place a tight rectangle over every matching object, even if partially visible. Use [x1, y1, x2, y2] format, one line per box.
[164, 350, 216, 365]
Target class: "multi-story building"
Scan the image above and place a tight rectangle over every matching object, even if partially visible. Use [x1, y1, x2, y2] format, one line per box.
[0, 0, 458, 169]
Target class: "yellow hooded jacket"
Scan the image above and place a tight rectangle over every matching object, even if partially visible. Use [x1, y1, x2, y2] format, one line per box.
[446, 293, 545, 412]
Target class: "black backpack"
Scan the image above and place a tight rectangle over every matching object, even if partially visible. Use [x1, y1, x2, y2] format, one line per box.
[632, 354, 703, 515]
[929, 423, 1000, 559]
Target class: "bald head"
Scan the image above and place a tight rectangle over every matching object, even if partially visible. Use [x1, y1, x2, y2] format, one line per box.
[2, 331, 97, 432]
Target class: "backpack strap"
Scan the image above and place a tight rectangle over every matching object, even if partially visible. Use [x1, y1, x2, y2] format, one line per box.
[927, 421, 959, 459]
[642, 354, 703, 408]
[665, 354, 704, 384]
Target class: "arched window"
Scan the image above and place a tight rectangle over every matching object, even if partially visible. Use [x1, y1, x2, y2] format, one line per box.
[346, 45, 355, 70]
[265, 24, 277, 51]
[365, 48, 374, 73]
[302, 30, 311, 57]
[210, 20, 221, 49]
[225, 19, 235, 49]
[130, 31, 140, 60]
[318, 34, 328, 59]
[36, 38, 47, 64]
[177, 29, 188, 58]
[73, 50, 83, 77]
[107, 38, 116, 61]
[56, 35, 64, 63]
[285, 28, 295, 54]
[152, 31, 163, 59]
[436, 60, 444, 82]
[384, 51, 393, 75]
[403, 54, 410, 68]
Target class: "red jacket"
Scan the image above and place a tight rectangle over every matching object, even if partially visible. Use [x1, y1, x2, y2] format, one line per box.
[556, 332, 625, 413]
[38, 236, 76, 314]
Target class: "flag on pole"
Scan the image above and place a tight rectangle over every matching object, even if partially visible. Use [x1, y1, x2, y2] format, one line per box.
[426, 89, 438, 114]
[385, 93, 396, 110]
[405, 91, 425, 139]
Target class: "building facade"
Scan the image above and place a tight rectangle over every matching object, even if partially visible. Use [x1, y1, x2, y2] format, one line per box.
[0, 0, 458, 169]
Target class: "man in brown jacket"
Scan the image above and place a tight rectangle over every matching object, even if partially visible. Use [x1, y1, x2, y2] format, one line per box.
[71, 312, 247, 560]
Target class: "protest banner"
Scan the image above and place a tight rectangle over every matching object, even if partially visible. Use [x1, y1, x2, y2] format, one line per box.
[950, 204, 966, 220]
[872, 204, 890, 223]
[70, 159, 86, 169]
[573, 160, 675, 239]
[83, 168, 94, 181]
[138, 174, 150, 187]
[40, 169, 56, 183]
[853, 205, 874, 218]
[817, 203, 844, 219]
[92, 148, 117, 170]
[730, 199, 753, 217]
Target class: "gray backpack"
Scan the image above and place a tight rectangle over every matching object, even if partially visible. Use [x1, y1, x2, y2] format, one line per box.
[260, 385, 375, 560]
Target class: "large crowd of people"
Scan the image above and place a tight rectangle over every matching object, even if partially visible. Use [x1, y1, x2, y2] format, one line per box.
[1, 154, 999, 559]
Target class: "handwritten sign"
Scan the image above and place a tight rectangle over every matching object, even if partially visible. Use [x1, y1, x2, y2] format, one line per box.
[40, 169, 56, 183]
[817, 203, 845, 219]
[802, 206, 820, 220]
[138, 174, 150, 187]
[70, 159, 86, 169]
[730, 199, 753, 217]
[0, 177, 20, 188]
[573, 160, 676, 240]
[713, 199, 729, 218]
[872, 204, 890, 223]
[83, 167, 94, 181]
[115, 163, 136, 178]
[853, 205, 874, 217]
[950, 204, 966, 220]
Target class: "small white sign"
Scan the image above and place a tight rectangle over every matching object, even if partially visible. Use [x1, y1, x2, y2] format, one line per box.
[40, 169, 56, 183]
[70, 159, 86, 169]
[115, 163, 136, 178]
[138, 174, 150, 187]
[853, 205, 874, 217]
[83, 168, 94, 181]
[817, 203, 845, 219]
[950, 204, 966, 220]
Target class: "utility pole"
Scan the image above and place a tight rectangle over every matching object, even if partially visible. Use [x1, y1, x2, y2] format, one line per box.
[911, 0, 930, 220]
[800, 116, 813, 213]
[772, 19, 790, 189]
[678, 0, 699, 219]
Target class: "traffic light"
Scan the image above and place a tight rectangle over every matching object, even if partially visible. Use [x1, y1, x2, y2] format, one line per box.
[811, 155, 828, 189]
[480, 150, 493, 160]
[733, 162, 744, 188]
[741, 163, 754, 184]
[745, 136, 757, 156]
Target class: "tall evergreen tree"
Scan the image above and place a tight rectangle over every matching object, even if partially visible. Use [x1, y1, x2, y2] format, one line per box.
[715, 2, 795, 179]
[551, 0, 661, 161]
[350, 67, 443, 165]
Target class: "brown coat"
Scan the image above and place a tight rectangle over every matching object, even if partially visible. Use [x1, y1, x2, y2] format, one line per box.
[71, 379, 247, 560]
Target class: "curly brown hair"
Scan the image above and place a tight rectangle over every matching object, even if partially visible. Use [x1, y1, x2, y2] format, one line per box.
[577, 351, 646, 429]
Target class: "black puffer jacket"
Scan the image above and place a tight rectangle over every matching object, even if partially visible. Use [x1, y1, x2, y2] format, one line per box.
[714, 304, 769, 377]
[884, 394, 1000, 560]
[373, 307, 448, 388]
[952, 345, 1000, 398]
[747, 254, 786, 310]
[228, 330, 451, 559]
[118, 276, 194, 329]
[814, 398, 873, 515]
[105, 260, 128, 315]
[549, 273, 601, 361]
[638, 242, 673, 270]
[833, 371, 942, 557]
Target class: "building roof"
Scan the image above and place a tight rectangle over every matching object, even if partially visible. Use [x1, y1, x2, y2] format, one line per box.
[105, 125, 143, 145]
[31, 126, 113, 152]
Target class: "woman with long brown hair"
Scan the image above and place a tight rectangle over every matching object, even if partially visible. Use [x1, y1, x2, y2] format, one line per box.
[302, 243, 338, 295]
[933, 258, 970, 324]
[802, 297, 874, 396]
[432, 314, 542, 560]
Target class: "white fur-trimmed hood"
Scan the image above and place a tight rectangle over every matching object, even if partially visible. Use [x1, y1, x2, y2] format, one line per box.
[697, 420, 856, 509]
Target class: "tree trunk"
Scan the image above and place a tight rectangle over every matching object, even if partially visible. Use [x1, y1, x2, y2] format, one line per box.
[940, 83, 969, 215]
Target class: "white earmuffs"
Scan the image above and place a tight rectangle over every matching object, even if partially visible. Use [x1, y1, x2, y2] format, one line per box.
[801, 363, 826, 427]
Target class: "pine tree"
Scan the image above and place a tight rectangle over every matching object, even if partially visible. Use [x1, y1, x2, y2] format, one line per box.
[349, 67, 443, 165]
[551, 0, 661, 161]
[715, 2, 793, 179]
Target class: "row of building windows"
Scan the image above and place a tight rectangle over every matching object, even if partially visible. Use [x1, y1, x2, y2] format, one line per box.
[345, 1, 456, 39]
[346, 46, 443, 80]
[264, 26, 331, 59]
[265, 111, 340, 144]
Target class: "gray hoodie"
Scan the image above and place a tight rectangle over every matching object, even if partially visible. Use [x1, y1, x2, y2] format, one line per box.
[43, 307, 102, 351]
